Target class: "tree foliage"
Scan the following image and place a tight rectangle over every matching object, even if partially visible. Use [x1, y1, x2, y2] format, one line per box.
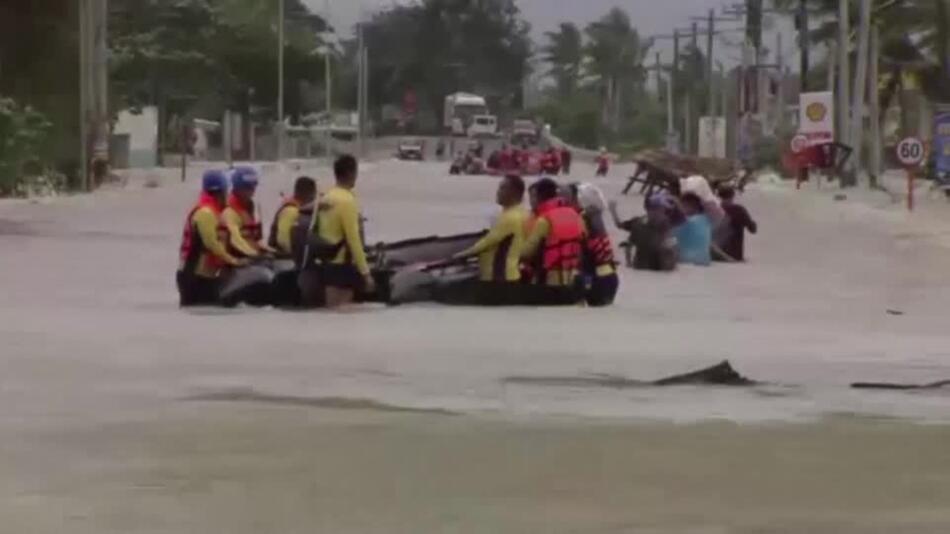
[109, 0, 332, 123]
[543, 23, 584, 98]
[776, 0, 950, 104]
[0, 97, 55, 196]
[534, 7, 656, 150]
[344, 0, 532, 130]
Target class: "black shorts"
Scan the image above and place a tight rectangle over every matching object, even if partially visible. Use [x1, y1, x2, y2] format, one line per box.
[322, 263, 364, 291]
[176, 270, 220, 307]
[586, 273, 619, 307]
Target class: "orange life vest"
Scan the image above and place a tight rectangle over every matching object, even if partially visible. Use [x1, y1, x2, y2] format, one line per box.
[537, 199, 584, 273]
[179, 192, 229, 274]
[226, 193, 263, 255]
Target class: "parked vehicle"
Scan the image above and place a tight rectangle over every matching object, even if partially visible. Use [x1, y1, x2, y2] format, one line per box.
[396, 137, 426, 160]
[468, 114, 498, 138]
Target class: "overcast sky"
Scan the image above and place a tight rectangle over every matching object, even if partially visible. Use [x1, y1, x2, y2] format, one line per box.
[306, 0, 797, 70]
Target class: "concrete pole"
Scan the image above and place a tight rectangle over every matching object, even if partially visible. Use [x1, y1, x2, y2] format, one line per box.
[868, 23, 882, 186]
[849, 0, 871, 183]
[827, 43, 837, 92]
[672, 30, 680, 150]
[92, 0, 109, 167]
[324, 0, 333, 161]
[689, 22, 698, 154]
[776, 32, 786, 132]
[277, 0, 285, 162]
[837, 0, 850, 153]
[706, 9, 715, 118]
[79, 0, 89, 190]
[799, 0, 809, 93]
[356, 22, 363, 157]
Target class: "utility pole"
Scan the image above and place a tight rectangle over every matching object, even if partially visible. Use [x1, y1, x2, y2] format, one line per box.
[869, 22, 882, 187]
[79, 0, 89, 190]
[837, 0, 851, 180]
[706, 9, 715, 118]
[357, 22, 366, 156]
[777, 32, 786, 132]
[323, 0, 333, 161]
[672, 30, 680, 152]
[277, 0, 285, 162]
[687, 22, 698, 154]
[850, 0, 872, 184]
[798, 0, 809, 93]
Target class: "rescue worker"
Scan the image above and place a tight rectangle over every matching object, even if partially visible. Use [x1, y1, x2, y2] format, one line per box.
[595, 147, 610, 177]
[447, 174, 528, 305]
[269, 176, 317, 257]
[318, 154, 375, 308]
[570, 183, 619, 307]
[521, 178, 585, 305]
[176, 170, 245, 306]
[222, 166, 271, 259]
[268, 176, 317, 307]
[561, 147, 573, 175]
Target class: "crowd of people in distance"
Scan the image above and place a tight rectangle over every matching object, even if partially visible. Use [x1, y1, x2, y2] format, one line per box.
[609, 174, 757, 271]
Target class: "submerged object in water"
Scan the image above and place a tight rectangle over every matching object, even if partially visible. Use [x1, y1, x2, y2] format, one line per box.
[504, 360, 757, 389]
[851, 380, 950, 391]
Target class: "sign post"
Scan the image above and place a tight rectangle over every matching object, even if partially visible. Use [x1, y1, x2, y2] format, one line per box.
[933, 106, 950, 187]
[896, 136, 926, 211]
[790, 134, 810, 190]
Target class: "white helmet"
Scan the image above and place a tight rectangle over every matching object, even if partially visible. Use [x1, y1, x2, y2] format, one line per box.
[576, 182, 607, 214]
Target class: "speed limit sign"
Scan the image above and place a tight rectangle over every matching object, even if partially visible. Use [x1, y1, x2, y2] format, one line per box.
[896, 136, 926, 167]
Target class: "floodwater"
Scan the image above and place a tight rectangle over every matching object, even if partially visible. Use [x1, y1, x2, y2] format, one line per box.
[1, 158, 949, 426]
[4, 158, 950, 532]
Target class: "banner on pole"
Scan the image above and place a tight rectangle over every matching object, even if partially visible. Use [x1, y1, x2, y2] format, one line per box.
[798, 91, 834, 146]
[933, 105, 950, 185]
[698, 117, 727, 158]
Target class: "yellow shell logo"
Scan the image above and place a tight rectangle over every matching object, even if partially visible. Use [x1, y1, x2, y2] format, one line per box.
[806, 102, 827, 123]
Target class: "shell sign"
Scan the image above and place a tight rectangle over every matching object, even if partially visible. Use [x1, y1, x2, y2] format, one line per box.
[799, 91, 835, 146]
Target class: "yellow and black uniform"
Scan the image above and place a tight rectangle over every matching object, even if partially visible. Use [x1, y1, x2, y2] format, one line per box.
[222, 195, 264, 258]
[458, 205, 527, 282]
[177, 193, 240, 306]
[268, 199, 301, 256]
[317, 186, 370, 289]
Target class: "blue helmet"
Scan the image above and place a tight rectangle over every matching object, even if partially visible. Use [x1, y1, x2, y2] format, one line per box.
[202, 169, 229, 193]
[231, 166, 260, 190]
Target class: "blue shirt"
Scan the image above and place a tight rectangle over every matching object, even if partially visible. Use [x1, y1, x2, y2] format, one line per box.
[675, 214, 712, 266]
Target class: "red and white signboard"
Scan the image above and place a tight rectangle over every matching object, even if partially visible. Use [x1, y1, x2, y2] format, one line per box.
[790, 134, 810, 154]
[896, 136, 926, 212]
[798, 91, 834, 146]
[896, 136, 926, 167]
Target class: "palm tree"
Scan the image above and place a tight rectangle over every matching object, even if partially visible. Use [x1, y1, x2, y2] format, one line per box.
[584, 8, 652, 133]
[777, 0, 949, 108]
[543, 22, 584, 98]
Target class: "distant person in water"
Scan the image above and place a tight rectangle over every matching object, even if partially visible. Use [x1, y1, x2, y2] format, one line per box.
[674, 193, 712, 266]
[714, 185, 757, 262]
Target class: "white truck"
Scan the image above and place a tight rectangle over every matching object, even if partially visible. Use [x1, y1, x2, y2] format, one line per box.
[444, 92, 496, 137]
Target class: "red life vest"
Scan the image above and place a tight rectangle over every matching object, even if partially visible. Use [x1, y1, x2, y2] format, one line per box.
[585, 232, 615, 267]
[179, 192, 228, 273]
[537, 199, 584, 272]
[226, 193, 263, 253]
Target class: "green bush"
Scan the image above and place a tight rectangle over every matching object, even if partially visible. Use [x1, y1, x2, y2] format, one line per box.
[0, 96, 55, 196]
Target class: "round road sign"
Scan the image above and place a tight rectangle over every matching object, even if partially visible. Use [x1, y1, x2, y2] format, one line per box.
[896, 136, 926, 167]
[790, 134, 809, 154]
